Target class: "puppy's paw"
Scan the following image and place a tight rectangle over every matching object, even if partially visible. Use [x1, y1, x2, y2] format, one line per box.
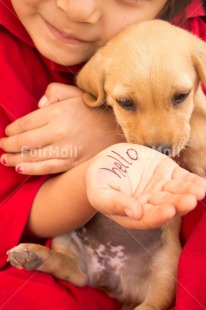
[7, 243, 43, 270]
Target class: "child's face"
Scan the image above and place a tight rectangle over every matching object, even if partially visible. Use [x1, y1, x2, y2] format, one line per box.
[11, 0, 167, 66]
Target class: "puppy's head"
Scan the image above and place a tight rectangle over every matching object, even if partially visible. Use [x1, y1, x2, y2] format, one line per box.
[77, 20, 206, 156]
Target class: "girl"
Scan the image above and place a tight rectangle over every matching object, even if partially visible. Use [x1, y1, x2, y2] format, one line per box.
[0, 0, 206, 309]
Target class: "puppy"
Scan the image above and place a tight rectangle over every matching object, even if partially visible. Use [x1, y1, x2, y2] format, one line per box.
[7, 20, 206, 310]
[77, 20, 206, 177]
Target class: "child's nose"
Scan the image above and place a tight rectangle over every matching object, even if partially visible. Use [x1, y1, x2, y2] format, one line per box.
[56, 0, 101, 23]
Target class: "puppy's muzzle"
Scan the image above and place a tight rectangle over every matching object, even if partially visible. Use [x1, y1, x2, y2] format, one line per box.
[144, 145, 172, 156]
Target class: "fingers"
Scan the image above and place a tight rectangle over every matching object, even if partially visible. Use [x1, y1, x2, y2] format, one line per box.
[149, 192, 197, 216]
[4, 109, 48, 136]
[1, 126, 55, 153]
[0, 143, 75, 167]
[164, 178, 206, 201]
[38, 83, 83, 107]
[173, 166, 206, 189]
[15, 159, 74, 175]
[107, 203, 176, 230]
[91, 186, 199, 230]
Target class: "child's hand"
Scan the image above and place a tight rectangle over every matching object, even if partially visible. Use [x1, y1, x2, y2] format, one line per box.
[0, 84, 123, 175]
[86, 143, 206, 229]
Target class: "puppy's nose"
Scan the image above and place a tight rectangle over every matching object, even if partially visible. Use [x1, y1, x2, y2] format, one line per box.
[144, 145, 172, 156]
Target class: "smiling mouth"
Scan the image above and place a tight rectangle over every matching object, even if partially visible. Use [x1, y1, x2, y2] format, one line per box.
[46, 21, 87, 44]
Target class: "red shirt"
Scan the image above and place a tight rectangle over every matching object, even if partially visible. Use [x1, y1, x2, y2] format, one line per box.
[0, 0, 205, 309]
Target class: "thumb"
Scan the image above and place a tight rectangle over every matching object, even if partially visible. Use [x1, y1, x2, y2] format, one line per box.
[87, 188, 143, 219]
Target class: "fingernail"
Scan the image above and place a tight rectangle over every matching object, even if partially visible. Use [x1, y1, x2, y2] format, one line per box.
[38, 95, 48, 107]
[16, 166, 23, 173]
[1, 157, 7, 165]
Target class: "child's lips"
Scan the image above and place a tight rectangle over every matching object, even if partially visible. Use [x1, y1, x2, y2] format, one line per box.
[46, 21, 88, 45]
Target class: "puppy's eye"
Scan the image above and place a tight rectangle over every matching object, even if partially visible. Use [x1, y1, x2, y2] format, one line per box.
[173, 91, 190, 105]
[116, 98, 136, 111]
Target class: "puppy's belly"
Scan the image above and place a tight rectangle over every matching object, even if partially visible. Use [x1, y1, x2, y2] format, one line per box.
[70, 213, 163, 299]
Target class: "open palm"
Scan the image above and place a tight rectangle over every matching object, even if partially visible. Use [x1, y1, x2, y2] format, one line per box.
[86, 143, 206, 229]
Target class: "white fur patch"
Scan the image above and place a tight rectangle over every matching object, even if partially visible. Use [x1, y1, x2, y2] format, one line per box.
[86, 243, 127, 276]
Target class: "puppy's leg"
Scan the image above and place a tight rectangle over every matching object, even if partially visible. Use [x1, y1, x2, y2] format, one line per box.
[132, 269, 175, 310]
[134, 219, 181, 310]
[7, 243, 88, 287]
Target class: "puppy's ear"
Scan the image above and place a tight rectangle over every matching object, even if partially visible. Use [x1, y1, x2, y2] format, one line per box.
[193, 37, 206, 86]
[76, 51, 107, 107]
